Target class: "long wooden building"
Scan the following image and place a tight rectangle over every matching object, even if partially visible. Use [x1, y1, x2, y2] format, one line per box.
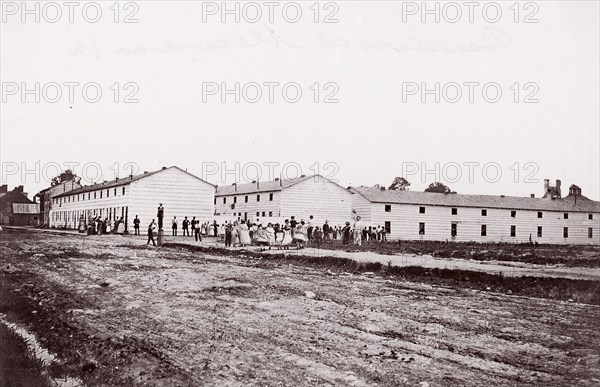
[350, 181, 600, 245]
[49, 166, 215, 231]
[214, 175, 354, 226]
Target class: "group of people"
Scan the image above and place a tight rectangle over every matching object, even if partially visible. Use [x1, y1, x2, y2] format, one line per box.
[134, 205, 388, 249]
[82, 215, 125, 236]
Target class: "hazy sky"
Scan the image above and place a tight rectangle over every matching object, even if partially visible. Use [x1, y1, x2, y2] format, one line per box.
[1, 1, 599, 200]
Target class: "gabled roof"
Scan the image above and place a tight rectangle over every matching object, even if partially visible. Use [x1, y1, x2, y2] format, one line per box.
[215, 175, 340, 196]
[0, 190, 34, 205]
[12, 203, 40, 214]
[53, 166, 214, 199]
[350, 187, 600, 213]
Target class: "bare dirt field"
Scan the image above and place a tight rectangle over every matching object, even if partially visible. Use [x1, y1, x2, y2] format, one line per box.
[1, 228, 600, 386]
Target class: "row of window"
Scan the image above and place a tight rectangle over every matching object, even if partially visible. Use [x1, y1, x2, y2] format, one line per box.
[384, 205, 595, 220]
[228, 211, 275, 218]
[52, 207, 127, 223]
[416, 223, 594, 239]
[217, 193, 275, 205]
[53, 187, 127, 206]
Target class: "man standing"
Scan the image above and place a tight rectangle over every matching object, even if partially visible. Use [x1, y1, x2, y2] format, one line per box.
[147, 219, 157, 246]
[133, 215, 140, 236]
[157, 204, 164, 230]
[353, 216, 363, 246]
[322, 221, 330, 241]
[307, 215, 314, 241]
[194, 218, 202, 242]
[172, 216, 178, 236]
[213, 220, 218, 237]
[182, 216, 190, 237]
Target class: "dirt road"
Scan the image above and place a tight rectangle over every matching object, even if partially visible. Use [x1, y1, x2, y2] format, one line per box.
[1, 229, 599, 386]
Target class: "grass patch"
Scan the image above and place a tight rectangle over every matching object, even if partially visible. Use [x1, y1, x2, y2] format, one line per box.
[0, 323, 51, 387]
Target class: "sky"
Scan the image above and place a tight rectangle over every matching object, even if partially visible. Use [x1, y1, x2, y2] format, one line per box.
[1, 1, 599, 200]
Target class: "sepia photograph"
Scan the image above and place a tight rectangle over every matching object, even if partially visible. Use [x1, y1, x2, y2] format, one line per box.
[1, 1, 599, 386]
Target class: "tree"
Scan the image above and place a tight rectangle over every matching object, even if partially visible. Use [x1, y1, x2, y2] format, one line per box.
[51, 169, 80, 186]
[388, 177, 411, 191]
[424, 182, 456, 194]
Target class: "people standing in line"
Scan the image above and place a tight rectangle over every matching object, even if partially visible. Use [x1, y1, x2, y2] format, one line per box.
[182, 216, 190, 237]
[147, 219, 157, 246]
[133, 215, 140, 236]
[172, 216, 178, 236]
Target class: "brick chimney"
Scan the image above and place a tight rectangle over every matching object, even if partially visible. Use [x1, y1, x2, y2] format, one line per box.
[556, 180, 562, 198]
[0, 184, 7, 193]
[543, 179, 549, 195]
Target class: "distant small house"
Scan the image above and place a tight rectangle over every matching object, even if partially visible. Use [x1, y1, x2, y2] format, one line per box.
[11, 203, 41, 226]
[0, 185, 40, 226]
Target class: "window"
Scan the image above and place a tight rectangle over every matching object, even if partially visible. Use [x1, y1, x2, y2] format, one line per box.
[245, 196, 248, 203]
[269, 193, 274, 201]
[511, 210, 516, 218]
[589, 214, 594, 220]
[257, 195, 261, 202]
[269, 211, 273, 217]
[537, 226, 543, 238]
[481, 225, 487, 236]
[256, 212, 260, 217]
[385, 205, 392, 212]
[100, 191, 103, 198]
[563, 227, 569, 238]
[77, 195, 80, 201]
[223, 197, 226, 204]
[589, 228, 593, 239]
[481, 209, 487, 216]
[451, 223, 457, 237]
[88, 193, 91, 199]
[384, 221, 391, 234]
[419, 207, 425, 214]
[510, 225, 516, 237]
[537, 212, 543, 218]
[451, 208, 458, 215]
[234, 197, 237, 204]
[262, 212, 266, 217]
[114, 188, 117, 196]
[419, 223, 425, 235]
[122, 187, 126, 195]
[82, 194, 85, 201]
[94, 192, 97, 199]
[106, 189, 109, 197]
[564, 213, 569, 219]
